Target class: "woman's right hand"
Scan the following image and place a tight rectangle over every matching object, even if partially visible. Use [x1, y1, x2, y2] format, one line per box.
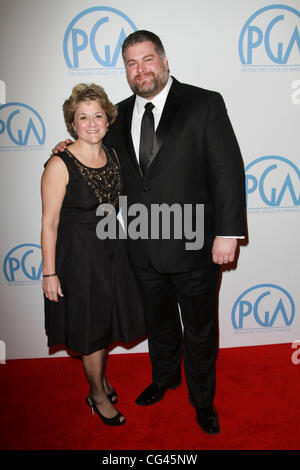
[51, 139, 73, 155]
[42, 276, 64, 302]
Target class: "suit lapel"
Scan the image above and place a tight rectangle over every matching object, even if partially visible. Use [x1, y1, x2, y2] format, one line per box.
[144, 78, 182, 175]
[123, 95, 143, 177]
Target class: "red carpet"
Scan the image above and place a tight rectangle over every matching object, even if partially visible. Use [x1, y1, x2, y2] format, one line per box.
[0, 343, 299, 451]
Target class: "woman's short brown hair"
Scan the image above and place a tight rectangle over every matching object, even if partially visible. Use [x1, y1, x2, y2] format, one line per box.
[62, 83, 118, 139]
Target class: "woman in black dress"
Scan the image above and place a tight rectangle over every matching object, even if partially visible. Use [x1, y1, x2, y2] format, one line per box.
[41, 84, 145, 426]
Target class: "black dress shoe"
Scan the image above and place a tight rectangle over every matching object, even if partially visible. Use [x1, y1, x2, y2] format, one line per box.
[135, 381, 180, 406]
[196, 405, 220, 434]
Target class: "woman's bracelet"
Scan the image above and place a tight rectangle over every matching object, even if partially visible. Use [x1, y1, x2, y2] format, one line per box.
[43, 273, 57, 278]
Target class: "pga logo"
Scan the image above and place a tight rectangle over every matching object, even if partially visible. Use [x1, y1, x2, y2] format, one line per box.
[231, 284, 295, 331]
[3, 243, 42, 284]
[239, 4, 300, 66]
[245, 156, 300, 210]
[0, 102, 46, 148]
[63, 6, 137, 70]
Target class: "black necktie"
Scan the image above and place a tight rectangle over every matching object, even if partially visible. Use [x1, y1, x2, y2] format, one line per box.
[139, 102, 155, 175]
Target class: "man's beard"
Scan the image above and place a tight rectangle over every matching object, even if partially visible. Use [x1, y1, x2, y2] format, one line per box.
[128, 69, 169, 98]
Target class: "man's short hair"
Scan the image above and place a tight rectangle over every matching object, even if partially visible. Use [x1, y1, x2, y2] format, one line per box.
[122, 30, 166, 61]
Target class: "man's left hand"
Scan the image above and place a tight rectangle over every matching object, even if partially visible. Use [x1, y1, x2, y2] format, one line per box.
[212, 237, 237, 265]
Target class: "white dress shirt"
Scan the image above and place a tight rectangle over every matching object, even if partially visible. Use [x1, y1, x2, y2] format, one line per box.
[131, 75, 173, 162]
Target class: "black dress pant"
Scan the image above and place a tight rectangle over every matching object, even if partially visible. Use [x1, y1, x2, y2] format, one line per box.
[133, 263, 221, 408]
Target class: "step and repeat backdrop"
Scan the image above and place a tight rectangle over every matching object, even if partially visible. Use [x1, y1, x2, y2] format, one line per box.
[0, 0, 299, 360]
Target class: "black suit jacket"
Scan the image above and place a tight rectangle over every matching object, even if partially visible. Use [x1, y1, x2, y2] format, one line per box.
[106, 77, 246, 272]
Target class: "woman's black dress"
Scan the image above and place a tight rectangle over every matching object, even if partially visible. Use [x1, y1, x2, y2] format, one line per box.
[44, 146, 145, 354]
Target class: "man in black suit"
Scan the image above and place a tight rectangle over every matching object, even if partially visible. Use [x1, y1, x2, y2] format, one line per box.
[105, 30, 246, 434]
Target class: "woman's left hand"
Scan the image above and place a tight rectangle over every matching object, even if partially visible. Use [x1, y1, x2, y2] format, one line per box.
[42, 276, 64, 302]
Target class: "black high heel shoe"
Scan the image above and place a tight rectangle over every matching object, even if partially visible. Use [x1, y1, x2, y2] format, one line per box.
[106, 388, 118, 404]
[86, 394, 125, 426]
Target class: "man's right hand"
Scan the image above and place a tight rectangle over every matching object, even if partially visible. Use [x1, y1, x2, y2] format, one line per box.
[51, 139, 73, 155]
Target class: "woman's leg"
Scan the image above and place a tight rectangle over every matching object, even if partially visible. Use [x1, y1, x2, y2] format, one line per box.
[82, 348, 123, 421]
[102, 349, 118, 403]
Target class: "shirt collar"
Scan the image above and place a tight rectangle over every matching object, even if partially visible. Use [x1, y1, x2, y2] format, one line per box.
[135, 75, 173, 115]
